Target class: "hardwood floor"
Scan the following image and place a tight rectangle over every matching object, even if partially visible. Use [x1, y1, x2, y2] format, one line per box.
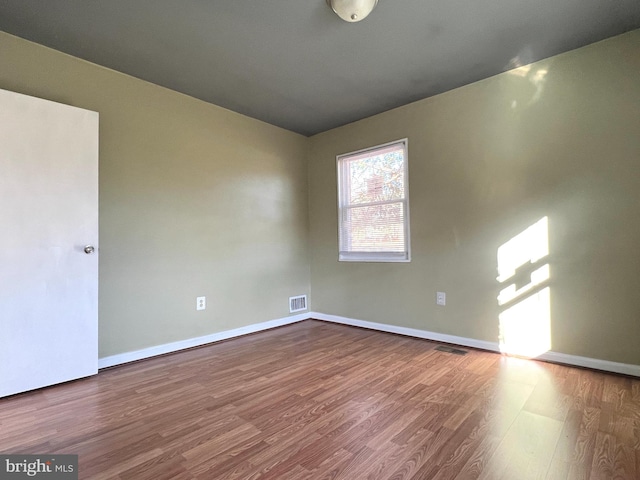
[1, 320, 638, 479]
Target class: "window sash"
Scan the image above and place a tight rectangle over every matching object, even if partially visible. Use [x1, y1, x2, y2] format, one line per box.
[337, 139, 410, 262]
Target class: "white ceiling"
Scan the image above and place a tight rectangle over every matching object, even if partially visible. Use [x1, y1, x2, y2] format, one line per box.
[1, 0, 639, 136]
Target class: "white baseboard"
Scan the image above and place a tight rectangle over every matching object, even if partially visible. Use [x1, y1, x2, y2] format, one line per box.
[98, 311, 640, 377]
[98, 313, 308, 369]
[309, 312, 640, 377]
[310, 311, 501, 352]
[534, 350, 640, 377]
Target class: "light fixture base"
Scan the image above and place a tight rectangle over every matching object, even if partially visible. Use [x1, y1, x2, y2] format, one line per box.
[326, 0, 378, 23]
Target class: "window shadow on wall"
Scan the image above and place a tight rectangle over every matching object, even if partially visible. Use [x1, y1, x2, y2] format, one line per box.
[497, 217, 551, 357]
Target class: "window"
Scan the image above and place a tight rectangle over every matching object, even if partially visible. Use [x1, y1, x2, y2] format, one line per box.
[337, 139, 410, 262]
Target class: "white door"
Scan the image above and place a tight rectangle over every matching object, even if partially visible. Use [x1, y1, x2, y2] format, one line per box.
[0, 88, 98, 398]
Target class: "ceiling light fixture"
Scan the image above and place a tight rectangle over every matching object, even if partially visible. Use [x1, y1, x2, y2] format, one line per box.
[326, 0, 378, 23]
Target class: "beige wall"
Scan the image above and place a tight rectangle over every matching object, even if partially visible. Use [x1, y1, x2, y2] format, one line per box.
[308, 30, 640, 365]
[2, 28, 639, 366]
[0, 32, 310, 358]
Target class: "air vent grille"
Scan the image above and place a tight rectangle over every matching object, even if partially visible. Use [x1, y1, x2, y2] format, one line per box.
[435, 345, 468, 355]
[289, 295, 307, 313]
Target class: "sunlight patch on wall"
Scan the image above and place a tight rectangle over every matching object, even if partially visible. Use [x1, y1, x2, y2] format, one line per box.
[506, 62, 549, 110]
[497, 217, 551, 358]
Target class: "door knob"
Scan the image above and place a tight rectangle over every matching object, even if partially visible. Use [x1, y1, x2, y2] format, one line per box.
[84, 245, 95, 254]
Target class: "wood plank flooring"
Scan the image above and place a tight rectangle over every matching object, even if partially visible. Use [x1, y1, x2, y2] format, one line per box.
[1, 320, 638, 479]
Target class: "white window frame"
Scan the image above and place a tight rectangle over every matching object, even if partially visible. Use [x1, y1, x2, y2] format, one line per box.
[336, 138, 411, 263]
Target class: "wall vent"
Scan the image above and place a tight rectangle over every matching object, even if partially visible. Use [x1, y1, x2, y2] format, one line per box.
[289, 295, 307, 313]
[435, 345, 468, 355]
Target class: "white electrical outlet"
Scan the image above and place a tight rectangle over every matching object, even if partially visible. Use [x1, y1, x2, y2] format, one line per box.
[196, 296, 206, 311]
[436, 291, 446, 306]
